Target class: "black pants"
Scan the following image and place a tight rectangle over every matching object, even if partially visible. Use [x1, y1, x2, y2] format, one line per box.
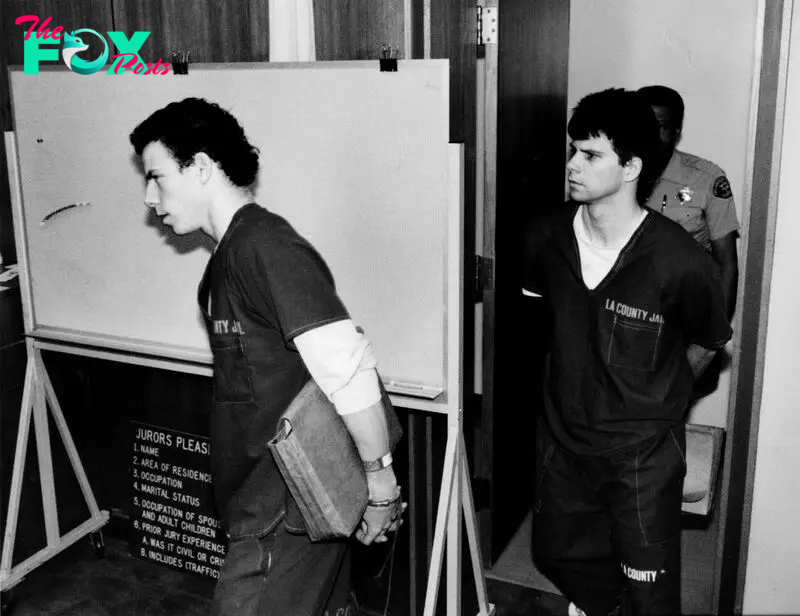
[531, 425, 686, 616]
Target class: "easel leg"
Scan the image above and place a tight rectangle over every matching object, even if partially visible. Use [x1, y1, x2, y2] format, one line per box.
[0, 345, 109, 593]
[422, 418, 496, 616]
[39, 351, 103, 516]
[32, 351, 60, 546]
[448, 423, 463, 616]
[460, 431, 494, 615]
[423, 425, 458, 615]
[0, 358, 36, 575]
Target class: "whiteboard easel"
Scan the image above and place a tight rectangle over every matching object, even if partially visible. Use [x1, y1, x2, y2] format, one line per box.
[0, 135, 110, 595]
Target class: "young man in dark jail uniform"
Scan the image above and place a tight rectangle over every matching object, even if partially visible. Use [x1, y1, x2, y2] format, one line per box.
[638, 85, 739, 320]
[523, 89, 731, 615]
[130, 97, 404, 616]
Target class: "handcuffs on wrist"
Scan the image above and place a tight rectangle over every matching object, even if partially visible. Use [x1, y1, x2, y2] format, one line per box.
[367, 492, 401, 508]
[364, 453, 401, 514]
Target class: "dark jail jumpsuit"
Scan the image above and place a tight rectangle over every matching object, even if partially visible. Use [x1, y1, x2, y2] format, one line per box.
[523, 204, 731, 615]
[199, 204, 352, 616]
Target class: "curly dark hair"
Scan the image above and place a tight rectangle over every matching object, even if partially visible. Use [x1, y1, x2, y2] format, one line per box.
[130, 97, 260, 188]
[568, 88, 662, 205]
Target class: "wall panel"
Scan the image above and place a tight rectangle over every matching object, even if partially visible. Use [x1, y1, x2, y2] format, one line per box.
[314, 0, 404, 60]
[113, 0, 270, 63]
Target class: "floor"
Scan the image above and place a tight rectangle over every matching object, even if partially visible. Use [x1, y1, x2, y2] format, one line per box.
[486, 512, 561, 596]
[1, 535, 213, 616]
[0, 531, 565, 616]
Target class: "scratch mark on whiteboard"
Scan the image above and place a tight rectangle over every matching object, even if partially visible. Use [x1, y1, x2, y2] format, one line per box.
[41, 201, 92, 226]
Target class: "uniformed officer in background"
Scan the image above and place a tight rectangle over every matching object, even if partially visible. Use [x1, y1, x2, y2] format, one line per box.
[638, 85, 739, 320]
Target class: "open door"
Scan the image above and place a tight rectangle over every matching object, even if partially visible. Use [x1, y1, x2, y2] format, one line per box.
[472, 0, 571, 576]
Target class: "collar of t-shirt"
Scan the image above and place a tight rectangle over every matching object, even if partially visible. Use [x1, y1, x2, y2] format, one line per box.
[573, 206, 647, 290]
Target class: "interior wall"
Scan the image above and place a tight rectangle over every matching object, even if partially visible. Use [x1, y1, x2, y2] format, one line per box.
[742, 1, 800, 611]
[567, 0, 760, 428]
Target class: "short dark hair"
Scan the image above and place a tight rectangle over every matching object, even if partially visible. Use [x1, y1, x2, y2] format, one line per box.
[130, 97, 260, 187]
[568, 88, 661, 205]
[637, 85, 685, 129]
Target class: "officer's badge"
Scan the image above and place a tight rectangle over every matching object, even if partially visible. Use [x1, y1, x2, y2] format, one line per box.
[677, 186, 694, 204]
[713, 176, 733, 199]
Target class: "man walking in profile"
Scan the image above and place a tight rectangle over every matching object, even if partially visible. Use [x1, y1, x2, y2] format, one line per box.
[130, 97, 404, 615]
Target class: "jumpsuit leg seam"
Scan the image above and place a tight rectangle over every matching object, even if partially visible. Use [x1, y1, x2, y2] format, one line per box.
[670, 429, 686, 466]
[634, 447, 648, 546]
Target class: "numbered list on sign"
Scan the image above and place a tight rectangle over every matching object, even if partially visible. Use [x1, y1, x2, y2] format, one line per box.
[130, 421, 227, 579]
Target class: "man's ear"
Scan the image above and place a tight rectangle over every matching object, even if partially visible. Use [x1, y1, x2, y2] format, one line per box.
[624, 155, 643, 183]
[192, 152, 215, 184]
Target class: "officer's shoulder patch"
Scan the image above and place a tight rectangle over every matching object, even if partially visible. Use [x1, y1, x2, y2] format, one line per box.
[713, 176, 732, 199]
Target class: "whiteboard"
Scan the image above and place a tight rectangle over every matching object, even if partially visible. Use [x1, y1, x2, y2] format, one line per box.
[7, 62, 461, 405]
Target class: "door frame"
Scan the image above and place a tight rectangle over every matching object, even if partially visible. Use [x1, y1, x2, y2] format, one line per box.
[717, 0, 792, 611]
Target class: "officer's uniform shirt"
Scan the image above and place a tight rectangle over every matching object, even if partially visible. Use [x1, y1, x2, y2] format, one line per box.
[645, 149, 740, 251]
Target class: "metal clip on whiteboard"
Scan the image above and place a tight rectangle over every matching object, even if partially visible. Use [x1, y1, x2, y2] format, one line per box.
[171, 49, 190, 75]
[379, 44, 398, 72]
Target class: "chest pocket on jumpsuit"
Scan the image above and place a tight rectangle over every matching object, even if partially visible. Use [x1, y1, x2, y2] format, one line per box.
[210, 334, 254, 403]
[607, 315, 661, 371]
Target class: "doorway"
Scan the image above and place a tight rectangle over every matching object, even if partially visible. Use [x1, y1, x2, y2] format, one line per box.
[475, 2, 769, 614]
